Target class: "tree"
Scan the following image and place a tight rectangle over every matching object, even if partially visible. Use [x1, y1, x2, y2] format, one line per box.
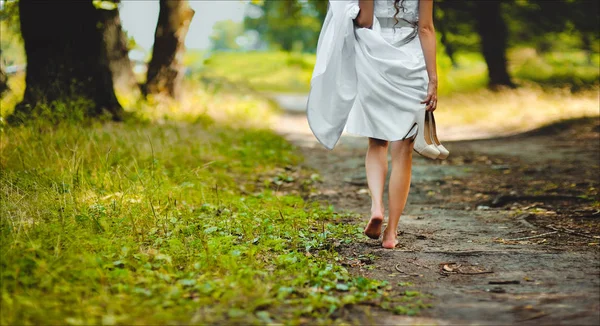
[436, 0, 514, 88]
[98, 0, 138, 92]
[144, 0, 194, 99]
[11, 0, 122, 123]
[474, 1, 515, 88]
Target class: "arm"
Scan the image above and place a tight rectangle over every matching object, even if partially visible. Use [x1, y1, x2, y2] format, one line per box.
[418, 0, 438, 111]
[355, 0, 374, 28]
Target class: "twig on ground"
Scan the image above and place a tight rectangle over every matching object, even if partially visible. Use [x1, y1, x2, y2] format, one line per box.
[545, 225, 600, 239]
[439, 262, 494, 275]
[458, 270, 494, 275]
[395, 264, 420, 277]
[504, 231, 558, 241]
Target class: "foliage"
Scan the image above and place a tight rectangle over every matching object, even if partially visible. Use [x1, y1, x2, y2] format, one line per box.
[209, 20, 245, 52]
[244, 0, 323, 52]
[0, 82, 423, 324]
[512, 48, 600, 91]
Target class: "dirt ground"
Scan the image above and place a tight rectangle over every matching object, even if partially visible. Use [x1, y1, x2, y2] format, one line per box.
[273, 109, 600, 325]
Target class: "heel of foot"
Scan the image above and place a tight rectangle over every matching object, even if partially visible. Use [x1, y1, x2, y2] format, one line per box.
[364, 216, 384, 239]
[381, 239, 399, 249]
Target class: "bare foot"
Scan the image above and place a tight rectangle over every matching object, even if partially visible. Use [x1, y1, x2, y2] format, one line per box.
[381, 228, 398, 249]
[364, 212, 384, 239]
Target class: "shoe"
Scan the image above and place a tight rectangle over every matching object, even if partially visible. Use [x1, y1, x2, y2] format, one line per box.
[428, 111, 449, 160]
[413, 109, 440, 159]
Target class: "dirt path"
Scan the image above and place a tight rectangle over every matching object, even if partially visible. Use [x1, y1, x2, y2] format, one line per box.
[272, 102, 600, 325]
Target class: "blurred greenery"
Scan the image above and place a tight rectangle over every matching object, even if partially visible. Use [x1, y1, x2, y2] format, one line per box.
[196, 46, 598, 95]
[243, 0, 323, 52]
[209, 20, 245, 52]
[200, 51, 316, 94]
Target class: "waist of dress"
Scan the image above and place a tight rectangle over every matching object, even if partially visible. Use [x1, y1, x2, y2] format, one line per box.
[376, 17, 418, 29]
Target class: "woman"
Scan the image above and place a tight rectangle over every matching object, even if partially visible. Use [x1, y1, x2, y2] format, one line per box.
[307, 0, 448, 249]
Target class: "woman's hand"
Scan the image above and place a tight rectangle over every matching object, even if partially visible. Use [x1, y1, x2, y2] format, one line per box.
[421, 79, 438, 111]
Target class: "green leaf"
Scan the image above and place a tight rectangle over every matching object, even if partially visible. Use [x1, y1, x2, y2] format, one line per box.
[204, 226, 218, 234]
[335, 283, 349, 291]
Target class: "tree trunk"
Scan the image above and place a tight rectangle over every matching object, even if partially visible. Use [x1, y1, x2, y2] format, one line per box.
[0, 50, 8, 96]
[144, 0, 195, 99]
[474, 1, 515, 89]
[99, 2, 138, 93]
[11, 0, 122, 123]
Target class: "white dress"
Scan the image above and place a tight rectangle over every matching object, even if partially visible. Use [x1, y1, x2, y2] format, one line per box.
[346, 0, 427, 141]
[307, 0, 428, 149]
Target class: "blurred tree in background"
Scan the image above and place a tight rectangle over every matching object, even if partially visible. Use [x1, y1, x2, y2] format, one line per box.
[435, 0, 599, 88]
[244, 0, 323, 52]
[144, 0, 195, 99]
[97, 0, 138, 93]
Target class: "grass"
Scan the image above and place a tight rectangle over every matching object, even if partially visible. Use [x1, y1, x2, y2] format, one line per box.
[0, 82, 426, 324]
[195, 51, 316, 94]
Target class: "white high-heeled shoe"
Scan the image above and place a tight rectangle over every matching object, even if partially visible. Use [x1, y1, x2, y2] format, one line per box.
[413, 109, 440, 160]
[428, 111, 449, 160]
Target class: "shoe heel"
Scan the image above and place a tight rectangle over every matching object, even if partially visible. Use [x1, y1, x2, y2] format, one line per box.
[428, 111, 449, 160]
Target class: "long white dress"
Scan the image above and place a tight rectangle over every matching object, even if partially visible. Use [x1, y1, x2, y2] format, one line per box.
[307, 0, 428, 149]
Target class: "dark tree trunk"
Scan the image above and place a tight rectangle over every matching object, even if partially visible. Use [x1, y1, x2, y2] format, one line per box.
[99, 2, 138, 92]
[474, 1, 515, 89]
[144, 0, 194, 99]
[11, 0, 122, 123]
[0, 50, 8, 96]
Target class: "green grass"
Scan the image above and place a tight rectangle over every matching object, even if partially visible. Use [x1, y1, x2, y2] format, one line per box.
[196, 51, 316, 94]
[0, 85, 424, 324]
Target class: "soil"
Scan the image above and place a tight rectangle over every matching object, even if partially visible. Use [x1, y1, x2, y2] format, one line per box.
[273, 105, 600, 325]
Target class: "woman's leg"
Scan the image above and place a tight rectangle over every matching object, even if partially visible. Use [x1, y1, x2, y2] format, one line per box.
[382, 138, 414, 248]
[364, 138, 389, 239]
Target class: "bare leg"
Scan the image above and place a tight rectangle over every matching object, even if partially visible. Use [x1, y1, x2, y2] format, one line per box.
[382, 139, 414, 248]
[363, 138, 389, 239]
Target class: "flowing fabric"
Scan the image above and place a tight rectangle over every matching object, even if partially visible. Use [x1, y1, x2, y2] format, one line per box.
[307, 0, 428, 150]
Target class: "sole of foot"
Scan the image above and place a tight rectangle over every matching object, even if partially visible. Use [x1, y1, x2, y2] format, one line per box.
[364, 215, 384, 239]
